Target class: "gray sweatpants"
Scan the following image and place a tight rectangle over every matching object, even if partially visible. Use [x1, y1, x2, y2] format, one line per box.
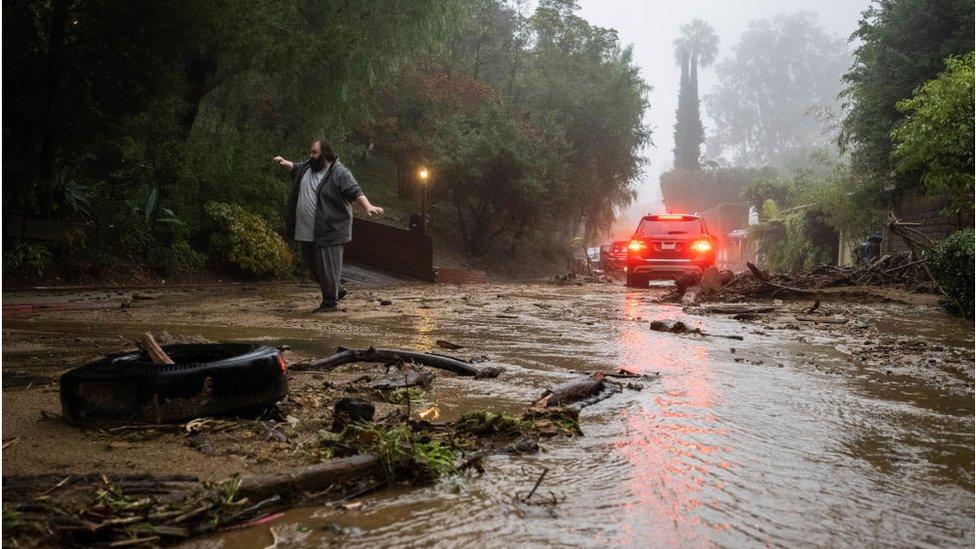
[301, 243, 343, 305]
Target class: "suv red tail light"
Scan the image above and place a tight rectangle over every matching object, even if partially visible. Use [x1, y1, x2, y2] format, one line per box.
[690, 240, 712, 253]
[627, 239, 647, 260]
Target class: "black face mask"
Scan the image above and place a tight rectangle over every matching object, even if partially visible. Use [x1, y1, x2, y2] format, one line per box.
[309, 155, 326, 172]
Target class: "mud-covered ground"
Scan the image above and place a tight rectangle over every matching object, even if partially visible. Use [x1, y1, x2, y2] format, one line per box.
[3, 280, 973, 547]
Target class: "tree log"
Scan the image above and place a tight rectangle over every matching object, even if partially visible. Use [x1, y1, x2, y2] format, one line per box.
[236, 454, 380, 501]
[531, 373, 607, 409]
[563, 380, 623, 412]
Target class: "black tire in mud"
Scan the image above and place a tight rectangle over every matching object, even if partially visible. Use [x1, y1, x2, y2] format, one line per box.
[626, 271, 647, 288]
[60, 343, 288, 425]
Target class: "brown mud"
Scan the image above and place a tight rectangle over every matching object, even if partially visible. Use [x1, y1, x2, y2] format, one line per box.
[3, 280, 973, 547]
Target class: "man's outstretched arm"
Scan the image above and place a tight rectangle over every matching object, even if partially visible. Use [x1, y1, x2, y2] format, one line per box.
[273, 156, 294, 172]
[354, 195, 384, 216]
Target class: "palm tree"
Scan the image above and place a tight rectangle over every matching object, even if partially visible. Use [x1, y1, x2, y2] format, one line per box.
[672, 19, 718, 169]
[673, 19, 719, 78]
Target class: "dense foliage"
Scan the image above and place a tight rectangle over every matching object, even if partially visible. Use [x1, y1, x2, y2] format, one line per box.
[929, 229, 975, 318]
[3, 0, 649, 280]
[839, 0, 974, 186]
[891, 53, 975, 218]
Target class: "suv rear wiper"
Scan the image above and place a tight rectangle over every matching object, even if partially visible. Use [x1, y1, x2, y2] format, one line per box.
[666, 231, 687, 234]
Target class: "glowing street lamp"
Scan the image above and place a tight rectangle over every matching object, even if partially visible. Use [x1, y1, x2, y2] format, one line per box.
[417, 166, 430, 234]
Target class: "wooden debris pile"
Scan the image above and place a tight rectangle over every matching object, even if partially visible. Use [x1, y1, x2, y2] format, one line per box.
[664, 252, 936, 305]
[1, 468, 368, 547]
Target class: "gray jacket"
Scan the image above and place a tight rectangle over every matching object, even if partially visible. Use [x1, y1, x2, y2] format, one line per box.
[286, 160, 364, 247]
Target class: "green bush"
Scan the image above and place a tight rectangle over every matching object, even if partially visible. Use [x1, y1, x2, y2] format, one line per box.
[204, 202, 292, 278]
[3, 242, 53, 277]
[152, 238, 207, 277]
[929, 229, 974, 318]
[749, 208, 838, 273]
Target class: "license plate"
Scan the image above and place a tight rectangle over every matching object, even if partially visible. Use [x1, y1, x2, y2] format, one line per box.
[661, 242, 676, 250]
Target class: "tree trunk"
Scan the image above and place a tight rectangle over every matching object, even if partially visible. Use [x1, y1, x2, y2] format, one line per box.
[39, 0, 70, 217]
[396, 157, 415, 199]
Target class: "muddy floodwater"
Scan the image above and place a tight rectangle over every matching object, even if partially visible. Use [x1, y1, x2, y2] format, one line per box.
[3, 281, 973, 547]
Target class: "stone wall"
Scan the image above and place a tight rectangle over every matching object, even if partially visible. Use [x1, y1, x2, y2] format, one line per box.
[887, 187, 968, 252]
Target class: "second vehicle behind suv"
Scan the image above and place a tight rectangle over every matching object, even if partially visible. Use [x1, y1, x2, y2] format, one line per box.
[626, 213, 716, 287]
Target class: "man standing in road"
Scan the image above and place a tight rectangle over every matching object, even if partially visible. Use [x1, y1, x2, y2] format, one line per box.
[275, 138, 384, 313]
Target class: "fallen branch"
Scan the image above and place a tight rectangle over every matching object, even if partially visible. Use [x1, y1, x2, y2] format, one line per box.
[649, 319, 743, 340]
[795, 315, 849, 324]
[686, 304, 779, 315]
[236, 454, 380, 501]
[138, 333, 174, 365]
[3, 456, 382, 547]
[294, 347, 502, 378]
[562, 381, 623, 412]
[531, 374, 604, 409]
[369, 367, 435, 390]
[747, 262, 816, 296]
[888, 217, 949, 300]
[881, 258, 928, 277]
[530, 373, 622, 411]
[746, 262, 770, 283]
[515, 468, 548, 503]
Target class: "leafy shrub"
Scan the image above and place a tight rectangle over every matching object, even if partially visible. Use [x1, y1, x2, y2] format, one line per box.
[929, 229, 974, 318]
[3, 242, 53, 277]
[204, 202, 292, 278]
[153, 238, 207, 277]
[892, 53, 975, 218]
[749, 208, 837, 273]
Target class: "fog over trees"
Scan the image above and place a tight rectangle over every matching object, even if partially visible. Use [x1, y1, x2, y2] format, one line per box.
[704, 13, 850, 169]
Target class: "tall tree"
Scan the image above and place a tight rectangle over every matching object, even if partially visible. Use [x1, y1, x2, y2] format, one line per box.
[839, 0, 974, 185]
[704, 13, 850, 168]
[672, 19, 718, 169]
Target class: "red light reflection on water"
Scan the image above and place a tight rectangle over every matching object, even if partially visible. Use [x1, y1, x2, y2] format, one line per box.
[611, 292, 732, 546]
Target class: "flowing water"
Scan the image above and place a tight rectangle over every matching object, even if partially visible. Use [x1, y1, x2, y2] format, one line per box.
[5, 283, 973, 547]
[184, 284, 974, 548]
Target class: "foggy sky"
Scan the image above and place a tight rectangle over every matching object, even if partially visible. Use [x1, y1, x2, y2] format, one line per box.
[575, 0, 871, 222]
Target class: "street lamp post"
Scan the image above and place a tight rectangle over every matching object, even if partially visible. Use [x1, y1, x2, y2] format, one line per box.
[418, 166, 430, 234]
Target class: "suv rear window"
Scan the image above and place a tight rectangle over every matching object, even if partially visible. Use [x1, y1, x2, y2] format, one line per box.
[635, 218, 703, 236]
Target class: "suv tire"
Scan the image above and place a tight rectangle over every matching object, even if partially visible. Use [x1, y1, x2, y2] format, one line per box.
[60, 343, 288, 425]
[626, 272, 647, 288]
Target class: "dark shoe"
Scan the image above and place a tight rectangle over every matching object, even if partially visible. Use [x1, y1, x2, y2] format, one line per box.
[338, 287, 348, 301]
[313, 302, 340, 314]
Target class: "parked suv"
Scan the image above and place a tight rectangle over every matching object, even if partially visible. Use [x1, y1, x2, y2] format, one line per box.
[605, 240, 629, 271]
[626, 213, 716, 287]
